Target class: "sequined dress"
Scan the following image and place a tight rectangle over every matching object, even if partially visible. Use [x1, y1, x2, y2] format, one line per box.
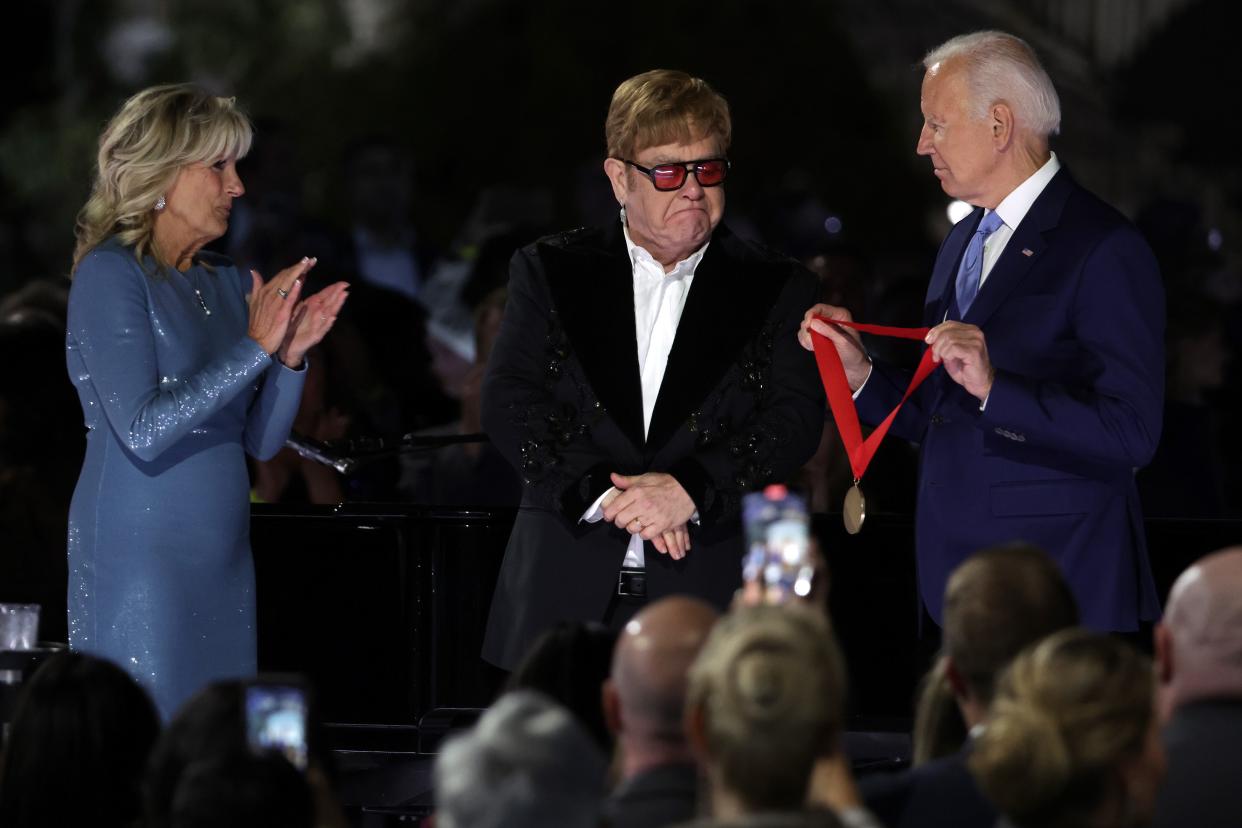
[66, 239, 306, 718]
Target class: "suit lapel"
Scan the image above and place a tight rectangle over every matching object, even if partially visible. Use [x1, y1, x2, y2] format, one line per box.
[964, 169, 1073, 328]
[925, 212, 978, 324]
[646, 226, 782, 450]
[542, 224, 646, 449]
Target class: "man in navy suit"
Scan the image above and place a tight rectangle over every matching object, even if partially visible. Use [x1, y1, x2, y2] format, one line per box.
[801, 30, 1164, 631]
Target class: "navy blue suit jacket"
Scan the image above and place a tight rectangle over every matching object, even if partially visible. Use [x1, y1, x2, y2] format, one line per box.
[857, 169, 1164, 630]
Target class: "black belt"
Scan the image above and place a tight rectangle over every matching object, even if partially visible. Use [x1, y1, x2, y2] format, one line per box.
[617, 567, 647, 598]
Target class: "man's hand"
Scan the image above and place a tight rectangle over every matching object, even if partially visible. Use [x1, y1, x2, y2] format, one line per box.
[798, 303, 872, 391]
[925, 321, 994, 402]
[602, 472, 697, 542]
[650, 523, 692, 560]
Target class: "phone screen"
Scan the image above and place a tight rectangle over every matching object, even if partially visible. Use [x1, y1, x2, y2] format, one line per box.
[741, 484, 813, 604]
[244, 683, 308, 770]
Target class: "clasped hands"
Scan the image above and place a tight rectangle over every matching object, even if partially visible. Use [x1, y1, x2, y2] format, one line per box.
[797, 303, 995, 402]
[247, 257, 350, 369]
[601, 472, 697, 560]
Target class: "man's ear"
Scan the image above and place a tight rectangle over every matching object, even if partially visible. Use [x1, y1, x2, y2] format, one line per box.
[602, 678, 622, 736]
[989, 102, 1015, 150]
[1154, 623, 1174, 685]
[944, 655, 970, 701]
[603, 157, 629, 206]
[684, 701, 710, 762]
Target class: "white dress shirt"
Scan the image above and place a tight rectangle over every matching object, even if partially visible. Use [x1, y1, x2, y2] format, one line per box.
[979, 152, 1060, 288]
[581, 216, 708, 567]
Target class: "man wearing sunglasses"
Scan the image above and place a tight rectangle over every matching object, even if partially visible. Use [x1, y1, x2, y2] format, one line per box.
[480, 69, 825, 669]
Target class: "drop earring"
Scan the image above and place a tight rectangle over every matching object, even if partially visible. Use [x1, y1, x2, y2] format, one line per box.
[154, 195, 166, 212]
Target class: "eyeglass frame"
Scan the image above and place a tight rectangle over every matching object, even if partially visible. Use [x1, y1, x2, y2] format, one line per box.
[618, 157, 731, 191]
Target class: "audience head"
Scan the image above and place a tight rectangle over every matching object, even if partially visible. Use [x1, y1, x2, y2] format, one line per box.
[1156, 547, 1242, 716]
[603, 597, 719, 762]
[944, 541, 1079, 709]
[602, 69, 731, 268]
[505, 620, 617, 753]
[686, 604, 847, 813]
[971, 629, 1164, 828]
[74, 83, 252, 269]
[434, 689, 607, 828]
[0, 652, 160, 828]
[914, 542, 1079, 762]
[144, 679, 330, 828]
[167, 751, 312, 828]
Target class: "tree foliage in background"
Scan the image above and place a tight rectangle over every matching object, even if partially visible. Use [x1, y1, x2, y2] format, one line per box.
[0, 0, 930, 291]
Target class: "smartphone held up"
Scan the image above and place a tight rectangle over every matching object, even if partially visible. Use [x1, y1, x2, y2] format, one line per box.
[741, 484, 815, 605]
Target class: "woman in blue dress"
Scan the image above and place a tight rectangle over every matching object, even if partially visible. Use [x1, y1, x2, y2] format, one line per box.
[65, 85, 349, 718]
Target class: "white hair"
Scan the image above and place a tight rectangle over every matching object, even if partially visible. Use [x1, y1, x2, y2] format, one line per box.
[433, 691, 607, 828]
[923, 31, 1061, 137]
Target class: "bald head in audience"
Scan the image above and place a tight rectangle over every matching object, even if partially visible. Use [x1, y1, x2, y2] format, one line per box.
[603, 596, 719, 777]
[1156, 547, 1242, 718]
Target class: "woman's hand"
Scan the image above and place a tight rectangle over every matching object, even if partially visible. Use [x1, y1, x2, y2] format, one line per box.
[277, 280, 350, 369]
[248, 258, 316, 355]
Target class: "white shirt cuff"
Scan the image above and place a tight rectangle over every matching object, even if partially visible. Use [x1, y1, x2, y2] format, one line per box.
[581, 487, 617, 523]
[850, 361, 874, 400]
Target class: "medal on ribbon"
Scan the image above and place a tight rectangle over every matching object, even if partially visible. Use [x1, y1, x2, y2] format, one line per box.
[810, 317, 939, 534]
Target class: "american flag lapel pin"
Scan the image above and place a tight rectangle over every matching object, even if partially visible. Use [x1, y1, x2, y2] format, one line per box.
[1021, 248, 1034, 257]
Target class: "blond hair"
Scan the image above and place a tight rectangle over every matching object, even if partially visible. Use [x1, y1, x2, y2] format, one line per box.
[687, 604, 846, 811]
[970, 629, 1154, 828]
[605, 69, 731, 159]
[72, 84, 253, 272]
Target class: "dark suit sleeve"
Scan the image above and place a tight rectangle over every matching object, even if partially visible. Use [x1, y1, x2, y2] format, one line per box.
[855, 360, 935, 445]
[980, 224, 1164, 468]
[666, 269, 827, 524]
[481, 248, 618, 521]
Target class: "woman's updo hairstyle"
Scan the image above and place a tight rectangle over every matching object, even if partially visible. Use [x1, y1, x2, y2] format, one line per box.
[970, 628, 1155, 828]
[686, 604, 847, 811]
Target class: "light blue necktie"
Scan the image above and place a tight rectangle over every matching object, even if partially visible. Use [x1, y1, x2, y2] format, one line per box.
[955, 210, 1005, 317]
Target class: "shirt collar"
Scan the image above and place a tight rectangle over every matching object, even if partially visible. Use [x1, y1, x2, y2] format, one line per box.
[620, 209, 709, 277]
[991, 151, 1060, 230]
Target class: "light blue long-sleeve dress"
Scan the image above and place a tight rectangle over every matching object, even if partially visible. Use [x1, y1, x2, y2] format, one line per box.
[65, 238, 306, 718]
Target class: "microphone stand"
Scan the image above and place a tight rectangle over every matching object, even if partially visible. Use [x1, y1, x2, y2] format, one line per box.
[284, 432, 489, 475]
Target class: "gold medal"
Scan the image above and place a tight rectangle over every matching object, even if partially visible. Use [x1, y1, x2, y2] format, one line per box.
[843, 482, 866, 535]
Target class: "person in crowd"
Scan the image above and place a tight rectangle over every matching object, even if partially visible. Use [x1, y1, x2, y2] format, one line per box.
[800, 30, 1164, 634]
[433, 689, 608, 828]
[861, 542, 1079, 828]
[0, 301, 80, 643]
[65, 84, 349, 718]
[165, 752, 313, 828]
[505, 621, 618, 753]
[342, 136, 432, 304]
[0, 651, 160, 828]
[678, 604, 877, 828]
[1151, 547, 1242, 828]
[603, 596, 719, 828]
[144, 679, 345, 828]
[1137, 291, 1231, 517]
[481, 68, 825, 669]
[971, 628, 1165, 828]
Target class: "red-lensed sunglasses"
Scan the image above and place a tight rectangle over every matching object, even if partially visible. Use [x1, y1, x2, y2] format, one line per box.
[621, 157, 731, 191]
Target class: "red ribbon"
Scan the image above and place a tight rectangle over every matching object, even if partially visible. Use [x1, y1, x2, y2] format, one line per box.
[811, 317, 939, 481]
